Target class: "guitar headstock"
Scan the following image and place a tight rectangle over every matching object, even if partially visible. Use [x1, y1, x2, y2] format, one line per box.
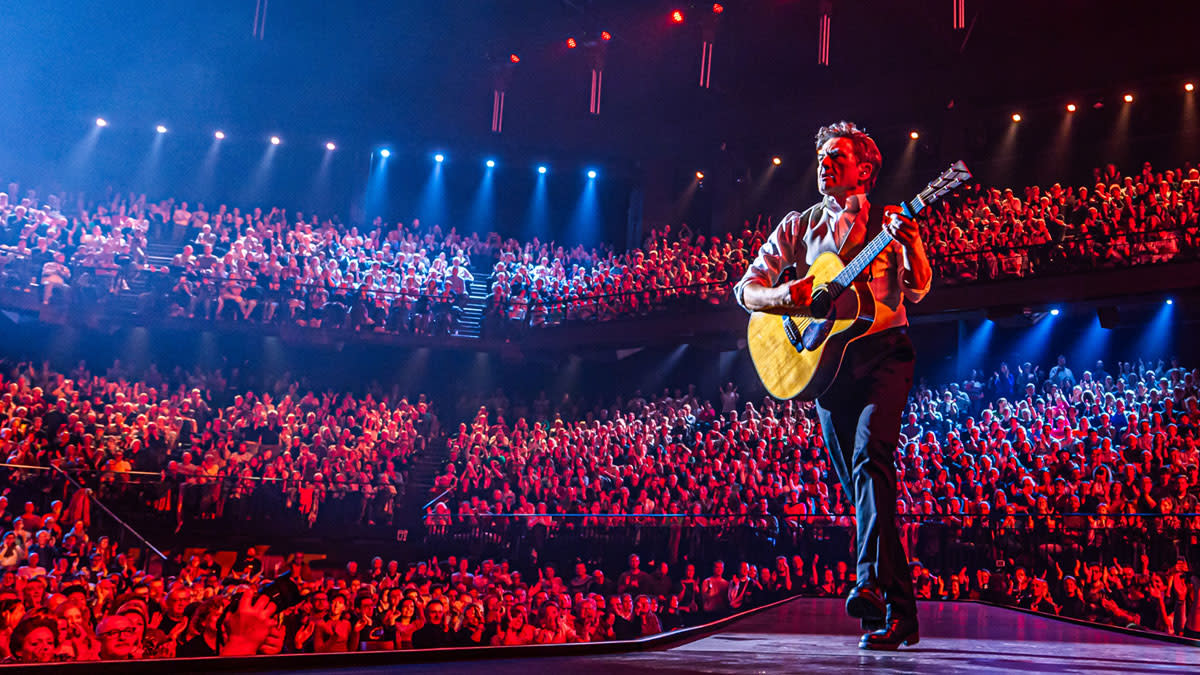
[909, 161, 972, 216]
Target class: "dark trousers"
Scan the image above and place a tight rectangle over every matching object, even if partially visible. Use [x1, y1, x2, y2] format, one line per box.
[815, 327, 917, 620]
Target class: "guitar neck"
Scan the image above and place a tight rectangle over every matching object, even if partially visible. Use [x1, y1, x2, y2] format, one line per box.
[830, 195, 920, 291]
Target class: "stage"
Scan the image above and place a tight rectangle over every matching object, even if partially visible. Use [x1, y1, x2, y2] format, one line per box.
[299, 598, 1197, 675]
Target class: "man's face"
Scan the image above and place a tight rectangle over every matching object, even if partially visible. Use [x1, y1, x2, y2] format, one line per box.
[312, 593, 330, 613]
[817, 137, 869, 198]
[166, 589, 190, 617]
[426, 602, 446, 625]
[98, 615, 138, 658]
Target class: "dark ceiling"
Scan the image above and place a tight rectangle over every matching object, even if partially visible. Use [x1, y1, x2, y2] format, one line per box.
[1, 0, 1197, 206]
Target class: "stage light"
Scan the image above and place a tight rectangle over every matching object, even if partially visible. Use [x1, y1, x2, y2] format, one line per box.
[380, 149, 391, 158]
[587, 169, 597, 179]
[434, 153, 445, 163]
[1167, 298, 1174, 305]
[1186, 82, 1195, 93]
[270, 136, 281, 145]
[1066, 103, 1077, 112]
[537, 165, 548, 174]
[156, 125, 168, 134]
[214, 130, 225, 140]
[95, 117, 108, 128]
[1123, 93, 1134, 103]
[325, 142, 336, 151]
[567, 37, 577, 49]
[1050, 308, 1060, 316]
[485, 159, 496, 168]
[672, 10, 684, 23]
[909, 131, 919, 140]
[713, 3, 724, 13]
[1011, 113, 1022, 122]
[771, 156, 782, 166]
[509, 53, 520, 63]
[695, 171, 705, 180]
[600, 31, 611, 41]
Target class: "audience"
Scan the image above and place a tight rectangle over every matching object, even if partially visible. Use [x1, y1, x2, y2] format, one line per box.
[4, 160, 1196, 339]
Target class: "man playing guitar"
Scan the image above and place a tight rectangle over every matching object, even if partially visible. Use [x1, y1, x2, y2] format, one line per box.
[735, 121, 932, 649]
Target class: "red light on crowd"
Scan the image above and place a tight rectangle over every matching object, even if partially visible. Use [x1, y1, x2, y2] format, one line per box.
[909, 131, 919, 140]
[600, 31, 611, 41]
[1066, 103, 1077, 112]
[1011, 113, 1022, 122]
[672, 10, 684, 23]
[771, 156, 782, 166]
[509, 53, 520, 63]
[1187, 83, 1196, 92]
[1123, 93, 1134, 103]
[713, 3, 724, 13]
[566, 37, 577, 49]
[695, 171, 705, 180]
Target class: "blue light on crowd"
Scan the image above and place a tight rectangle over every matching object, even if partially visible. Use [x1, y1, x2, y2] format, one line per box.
[1050, 308, 1060, 316]
[537, 165, 548, 174]
[380, 149, 391, 158]
[485, 159, 496, 168]
[1166, 298, 1174, 305]
[587, 169, 597, 179]
[434, 153, 445, 163]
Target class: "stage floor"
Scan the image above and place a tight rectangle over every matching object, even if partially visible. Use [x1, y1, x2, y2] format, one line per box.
[307, 598, 1198, 674]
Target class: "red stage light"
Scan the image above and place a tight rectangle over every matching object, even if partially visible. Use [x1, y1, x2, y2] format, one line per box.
[1066, 103, 1077, 112]
[509, 53, 520, 63]
[672, 10, 684, 23]
[600, 31, 611, 41]
[713, 3, 724, 13]
[566, 37, 577, 49]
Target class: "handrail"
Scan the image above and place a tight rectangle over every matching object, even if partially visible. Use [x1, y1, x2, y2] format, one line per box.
[424, 510, 1200, 520]
[48, 463, 168, 564]
[422, 483, 456, 512]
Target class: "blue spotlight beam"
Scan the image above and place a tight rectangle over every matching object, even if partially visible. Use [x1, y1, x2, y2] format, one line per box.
[469, 161, 496, 233]
[1135, 301, 1175, 362]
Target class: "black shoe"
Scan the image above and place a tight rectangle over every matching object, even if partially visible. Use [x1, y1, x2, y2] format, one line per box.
[858, 617, 920, 651]
[845, 584, 886, 622]
[861, 617, 885, 633]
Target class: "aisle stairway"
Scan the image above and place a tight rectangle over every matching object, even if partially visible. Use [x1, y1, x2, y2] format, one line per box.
[450, 272, 491, 339]
[398, 437, 453, 533]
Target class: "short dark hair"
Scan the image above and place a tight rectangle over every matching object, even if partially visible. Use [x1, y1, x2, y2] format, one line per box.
[815, 121, 883, 192]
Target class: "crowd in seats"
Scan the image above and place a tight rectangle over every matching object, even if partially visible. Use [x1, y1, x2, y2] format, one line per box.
[0, 358, 436, 532]
[0, 506, 809, 664]
[3, 161, 1199, 335]
[160, 208, 479, 336]
[484, 222, 749, 330]
[436, 356, 1200, 636]
[0, 190, 150, 304]
[926, 163, 1200, 284]
[0, 346, 1196, 660]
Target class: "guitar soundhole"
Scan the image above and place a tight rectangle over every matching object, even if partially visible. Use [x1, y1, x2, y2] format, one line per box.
[800, 305, 837, 351]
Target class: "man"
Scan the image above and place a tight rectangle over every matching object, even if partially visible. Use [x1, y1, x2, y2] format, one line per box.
[411, 600, 454, 648]
[617, 554, 651, 594]
[700, 560, 730, 618]
[736, 121, 931, 650]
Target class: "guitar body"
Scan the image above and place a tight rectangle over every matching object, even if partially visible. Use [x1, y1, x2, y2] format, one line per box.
[746, 251, 875, 401]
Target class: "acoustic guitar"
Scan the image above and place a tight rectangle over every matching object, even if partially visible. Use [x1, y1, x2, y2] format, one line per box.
[747, 161, 972, 400]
